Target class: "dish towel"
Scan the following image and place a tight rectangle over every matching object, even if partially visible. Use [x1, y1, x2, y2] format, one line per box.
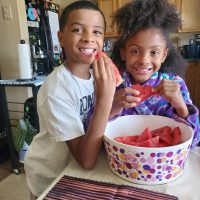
[43, 175, 178, 200]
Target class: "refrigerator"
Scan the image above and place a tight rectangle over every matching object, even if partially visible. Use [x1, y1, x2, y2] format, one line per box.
[25, 0, 62, 76]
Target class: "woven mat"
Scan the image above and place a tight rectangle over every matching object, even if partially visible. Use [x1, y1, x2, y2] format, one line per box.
[43, 175, 178, 200]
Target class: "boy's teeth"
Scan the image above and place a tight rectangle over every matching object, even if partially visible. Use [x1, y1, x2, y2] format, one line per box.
[80, 48, 94, 53]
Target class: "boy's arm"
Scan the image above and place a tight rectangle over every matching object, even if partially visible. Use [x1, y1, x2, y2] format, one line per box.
[67, 56, 116, 169]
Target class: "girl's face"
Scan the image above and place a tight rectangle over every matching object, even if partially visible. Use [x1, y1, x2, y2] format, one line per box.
[120, 28, 168, 84]
[58, 9, 105, 68]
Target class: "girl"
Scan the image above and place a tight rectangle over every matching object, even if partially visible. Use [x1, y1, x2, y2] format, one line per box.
[24, 1, 116, 198]
[110, 0, 200, 149]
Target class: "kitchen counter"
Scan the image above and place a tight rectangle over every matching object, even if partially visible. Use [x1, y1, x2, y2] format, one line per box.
[38, 147, 200, 200]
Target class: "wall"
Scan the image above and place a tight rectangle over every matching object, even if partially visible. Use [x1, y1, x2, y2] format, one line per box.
[0, 0, 28, 79]
[0, 0, 77, 126]
[0, 0, 30, 126]
[171, 32, 199, 47]
[59, 0, 75, 13]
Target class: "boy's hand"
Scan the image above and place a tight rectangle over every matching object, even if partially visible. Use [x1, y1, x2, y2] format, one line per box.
[155, 79, 188, 118]
[95, 51, 123, 86]
[93, 54, 116, 106]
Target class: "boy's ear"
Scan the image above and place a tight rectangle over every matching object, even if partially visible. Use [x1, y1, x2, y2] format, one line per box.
[120, 48, 125, 61]
[57, 31, 64, 47]
[162, 48, 168, 63]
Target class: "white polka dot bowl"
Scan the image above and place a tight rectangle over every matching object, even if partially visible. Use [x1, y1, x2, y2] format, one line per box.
[104, 115, 193, 185]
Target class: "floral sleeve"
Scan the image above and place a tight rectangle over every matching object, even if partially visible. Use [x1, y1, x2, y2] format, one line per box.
[158, 75, 200, 149]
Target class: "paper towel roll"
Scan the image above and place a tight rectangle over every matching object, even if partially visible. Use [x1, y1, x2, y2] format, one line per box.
[17, 43, 32, 79]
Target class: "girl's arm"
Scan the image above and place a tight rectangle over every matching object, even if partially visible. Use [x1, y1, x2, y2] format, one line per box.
[155, 78, 189, 118]
[155, 76, 200, 148]
[109, 87, 141, 119]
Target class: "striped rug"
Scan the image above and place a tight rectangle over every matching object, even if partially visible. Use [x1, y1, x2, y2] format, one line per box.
[43, 175, 178, 200]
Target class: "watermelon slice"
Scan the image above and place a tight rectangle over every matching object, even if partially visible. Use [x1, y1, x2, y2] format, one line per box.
[132, 84, 157, 104]
[114, 125, 182, 147]
[136, 128, 152, 142]
[115, 135, 138, 146]
[159, 142, 169, 147]
[151, 126, 172, 145]
[115, 135, 138, 142]
[172, 127, 181, 145]
[139, 136, 159, 147]
[95, 51, 123, 86]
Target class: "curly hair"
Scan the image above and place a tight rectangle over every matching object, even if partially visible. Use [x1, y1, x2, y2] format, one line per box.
[111, 0, 187, 77]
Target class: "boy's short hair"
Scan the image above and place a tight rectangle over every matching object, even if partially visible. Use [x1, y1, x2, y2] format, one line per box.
[59, 0, 106, 31]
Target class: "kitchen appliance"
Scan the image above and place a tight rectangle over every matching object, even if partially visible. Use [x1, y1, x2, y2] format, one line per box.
[182, 39, 199, 59]
[25, 0, 62, 76]
[195, 34, 200, 44]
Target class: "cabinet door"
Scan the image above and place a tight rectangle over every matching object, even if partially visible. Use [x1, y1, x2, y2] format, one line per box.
[194, 63, 200, 111]
[168, 0, 176, 5]
[176, 0, 200, 32]
[117, 0, 133, 8]
[185, 62, 197, 104]
[98, 0, 117, 37]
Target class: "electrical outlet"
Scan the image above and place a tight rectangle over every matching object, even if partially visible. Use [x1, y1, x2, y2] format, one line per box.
[2, 5, 12, 20]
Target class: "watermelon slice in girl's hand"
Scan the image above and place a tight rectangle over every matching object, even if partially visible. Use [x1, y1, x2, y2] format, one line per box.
[95, 51, 123, 86]
[132, 84, 157, 104]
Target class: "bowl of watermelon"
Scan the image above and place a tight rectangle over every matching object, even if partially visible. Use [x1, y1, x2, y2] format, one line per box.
[104, 115, 193, 185]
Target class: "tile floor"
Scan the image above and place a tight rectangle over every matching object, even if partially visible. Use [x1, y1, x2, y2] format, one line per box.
[0, 159, 30, 200]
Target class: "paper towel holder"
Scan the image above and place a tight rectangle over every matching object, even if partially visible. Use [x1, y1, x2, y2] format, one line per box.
[17, 39, 36, 82]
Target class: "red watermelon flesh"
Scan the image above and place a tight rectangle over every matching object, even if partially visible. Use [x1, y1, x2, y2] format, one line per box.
[159, 142, 169, 147]
[115, 135, 138, 142]
[139, 136, 159, 147]
[136, 128, 152, 142]
[151, 126, 172, 145]
[95, 51, 123, 86]
[114, 126, 182, 147]
[172, 127, 181, 145]
[132, 84, 157, 104]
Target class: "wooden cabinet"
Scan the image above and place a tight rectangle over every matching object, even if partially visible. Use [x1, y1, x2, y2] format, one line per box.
[168, 0, 176, 5]
[185, 62, 200, 112]
[98, 0, 132, 37]
[99, 0, 200, 35]
[176, 0, 200, 32]
[117, 0, 133, 7]
[98, 0, 117, 37]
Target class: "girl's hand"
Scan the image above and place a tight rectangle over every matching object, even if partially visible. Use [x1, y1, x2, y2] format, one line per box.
[110, 87, 141, 118]
[155, 79, 189, 118]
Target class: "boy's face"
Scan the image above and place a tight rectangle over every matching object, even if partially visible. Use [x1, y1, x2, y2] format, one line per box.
[58, 9, 105, 67]
[120, 28, 168, 84]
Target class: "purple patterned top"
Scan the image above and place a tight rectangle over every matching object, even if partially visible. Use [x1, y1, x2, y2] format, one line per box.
[114, 71, 200, 149]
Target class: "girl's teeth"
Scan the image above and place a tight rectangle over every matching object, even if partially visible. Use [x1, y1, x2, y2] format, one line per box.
[137, 68, 150, 72]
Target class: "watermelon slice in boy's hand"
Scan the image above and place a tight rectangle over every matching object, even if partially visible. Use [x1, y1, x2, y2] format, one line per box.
[95, 51, 123, 86]
[132, 84, 157, 104]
